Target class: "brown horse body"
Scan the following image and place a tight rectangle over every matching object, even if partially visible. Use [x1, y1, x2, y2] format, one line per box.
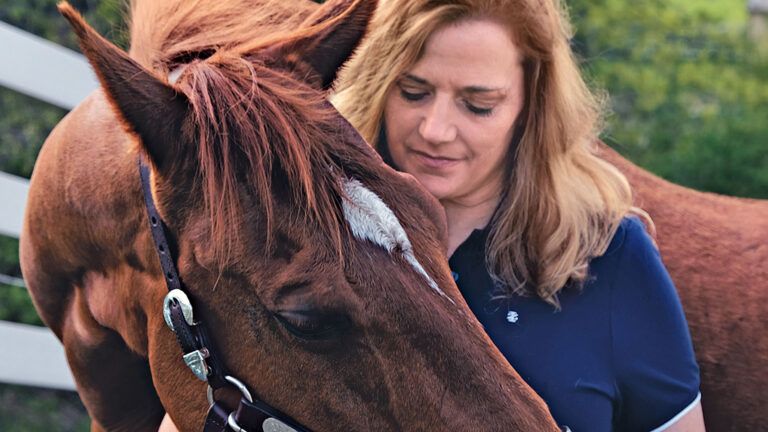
[602, 147, 768, 431]
[20, 0, 560, 431]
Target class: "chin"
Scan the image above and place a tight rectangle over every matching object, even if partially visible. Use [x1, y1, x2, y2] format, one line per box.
[418, 180, 453, 201]
[403, 168, 455, 199]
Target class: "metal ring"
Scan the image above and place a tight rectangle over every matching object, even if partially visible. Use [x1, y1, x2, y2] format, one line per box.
[206, 385, 215, 407]
[206, 375, 254, 407]
[224, 375, 253, 403]
[227, 412, 247, 432]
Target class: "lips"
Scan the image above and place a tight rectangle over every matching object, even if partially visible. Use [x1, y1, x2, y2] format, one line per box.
[409, 149, 462, 170]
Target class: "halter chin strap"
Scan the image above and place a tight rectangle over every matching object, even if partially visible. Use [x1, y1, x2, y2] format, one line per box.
[138, 157, 311, 432]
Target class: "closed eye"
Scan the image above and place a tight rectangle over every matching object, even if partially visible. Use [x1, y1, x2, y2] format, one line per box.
[399, 84, 494, 116]
[274, 310, 351, 341]
[464, 101, 494, 116]
[400, 88, 428, 102]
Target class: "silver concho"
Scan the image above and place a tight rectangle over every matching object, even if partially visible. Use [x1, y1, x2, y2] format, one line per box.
[162, 289, 195, 331]
[262, 418, 299, 432]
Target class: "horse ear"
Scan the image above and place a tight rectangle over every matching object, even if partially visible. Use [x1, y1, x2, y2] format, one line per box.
[268, 0, 376, 89]
[58, 2, 189, 169]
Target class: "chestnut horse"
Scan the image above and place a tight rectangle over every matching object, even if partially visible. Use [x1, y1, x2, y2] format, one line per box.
[20, 0, 561, 431]
[602, 147, 768, 431]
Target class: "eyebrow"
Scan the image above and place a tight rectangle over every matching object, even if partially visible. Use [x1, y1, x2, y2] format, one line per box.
[400, 73, 506, 96]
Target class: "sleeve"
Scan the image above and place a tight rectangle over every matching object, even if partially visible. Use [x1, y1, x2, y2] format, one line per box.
[610, 218, 701, 432]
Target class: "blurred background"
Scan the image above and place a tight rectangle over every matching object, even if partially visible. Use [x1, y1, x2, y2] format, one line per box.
[0, 0, 766, 430]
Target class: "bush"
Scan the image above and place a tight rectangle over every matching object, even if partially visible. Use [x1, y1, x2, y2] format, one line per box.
[570, 0, 768, 198]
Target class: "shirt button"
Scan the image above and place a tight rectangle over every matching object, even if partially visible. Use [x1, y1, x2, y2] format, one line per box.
[506, 310, 519, 323]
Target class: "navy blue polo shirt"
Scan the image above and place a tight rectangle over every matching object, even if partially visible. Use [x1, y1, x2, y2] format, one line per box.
[448, 217, 700, 431]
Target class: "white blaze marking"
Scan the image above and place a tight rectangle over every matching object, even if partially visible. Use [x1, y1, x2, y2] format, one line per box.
[341, 179, 452, 303]
[168, 65, 187, 84]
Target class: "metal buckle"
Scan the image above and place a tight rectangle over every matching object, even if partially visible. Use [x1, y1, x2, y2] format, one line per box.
[209, 376, 298, 432]
[183, 348, 211, 381]
[163, 289, 196, 331]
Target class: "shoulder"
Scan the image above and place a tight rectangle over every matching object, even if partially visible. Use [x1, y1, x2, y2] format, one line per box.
[604, 215, 682, 328]
[588, 216, 660, 297]
[593, 215, 670, 296]
[604, 217, 701, 430]
[602, 215, 655, 259]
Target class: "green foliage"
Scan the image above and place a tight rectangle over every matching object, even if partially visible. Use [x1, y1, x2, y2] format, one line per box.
[0, 284, 43, 326]
[0, 383, 89, 431]
[0, 236, 41, 325]
[0, 88, 65, 178]
[0, 0, 128, 51]
[0, 235, 20, 275]
[570, 0, 768, 198]
[0, 1, 128, 177]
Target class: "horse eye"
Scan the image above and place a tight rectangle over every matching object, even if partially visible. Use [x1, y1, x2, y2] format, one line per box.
[274, 310, 350, 341]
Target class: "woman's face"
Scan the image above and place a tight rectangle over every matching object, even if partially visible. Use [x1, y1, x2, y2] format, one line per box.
[384, 19, 525, 206]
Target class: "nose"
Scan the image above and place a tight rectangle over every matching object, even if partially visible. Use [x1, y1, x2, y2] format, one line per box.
[418, 96, 457, 145]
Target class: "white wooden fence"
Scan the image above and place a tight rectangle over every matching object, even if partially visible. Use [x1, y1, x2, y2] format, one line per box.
[0, 20, 99, 391]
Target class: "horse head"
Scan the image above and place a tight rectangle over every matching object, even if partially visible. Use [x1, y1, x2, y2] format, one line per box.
[25, 1, 560, 430]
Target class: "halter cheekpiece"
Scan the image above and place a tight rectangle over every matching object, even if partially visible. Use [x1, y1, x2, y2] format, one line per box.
[139, 156, 311, 432]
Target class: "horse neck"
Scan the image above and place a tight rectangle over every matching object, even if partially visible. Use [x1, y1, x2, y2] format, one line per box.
[48, 91, 163, 353]
[600, 143, 768, 231]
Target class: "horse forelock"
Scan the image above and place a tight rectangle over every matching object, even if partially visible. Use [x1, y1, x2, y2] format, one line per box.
[172, 55, 347, 265]
[125, 0, 447, 290]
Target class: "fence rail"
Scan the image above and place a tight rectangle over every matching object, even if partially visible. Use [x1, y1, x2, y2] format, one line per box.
[0, 171, 29, 238]
[0, 20, 96, 110]
[0, 20, 97, 392]
[0, 321, 76, 390]
[0, 273, 25, 288]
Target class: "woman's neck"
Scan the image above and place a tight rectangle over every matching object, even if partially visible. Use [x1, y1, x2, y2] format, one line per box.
[441, 192, 501, 257]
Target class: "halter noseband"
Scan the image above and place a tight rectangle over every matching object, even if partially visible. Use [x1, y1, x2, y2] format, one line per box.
[139, 157, 311, 432]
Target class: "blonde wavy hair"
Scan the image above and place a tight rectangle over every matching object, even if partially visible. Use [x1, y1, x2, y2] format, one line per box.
[332, 0, 644, 306]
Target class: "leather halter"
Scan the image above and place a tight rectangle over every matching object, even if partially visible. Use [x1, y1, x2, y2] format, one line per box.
[138, 157, 311, 432]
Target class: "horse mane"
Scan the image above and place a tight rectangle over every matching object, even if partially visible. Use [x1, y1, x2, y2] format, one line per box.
[124, 0, 387, 263]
